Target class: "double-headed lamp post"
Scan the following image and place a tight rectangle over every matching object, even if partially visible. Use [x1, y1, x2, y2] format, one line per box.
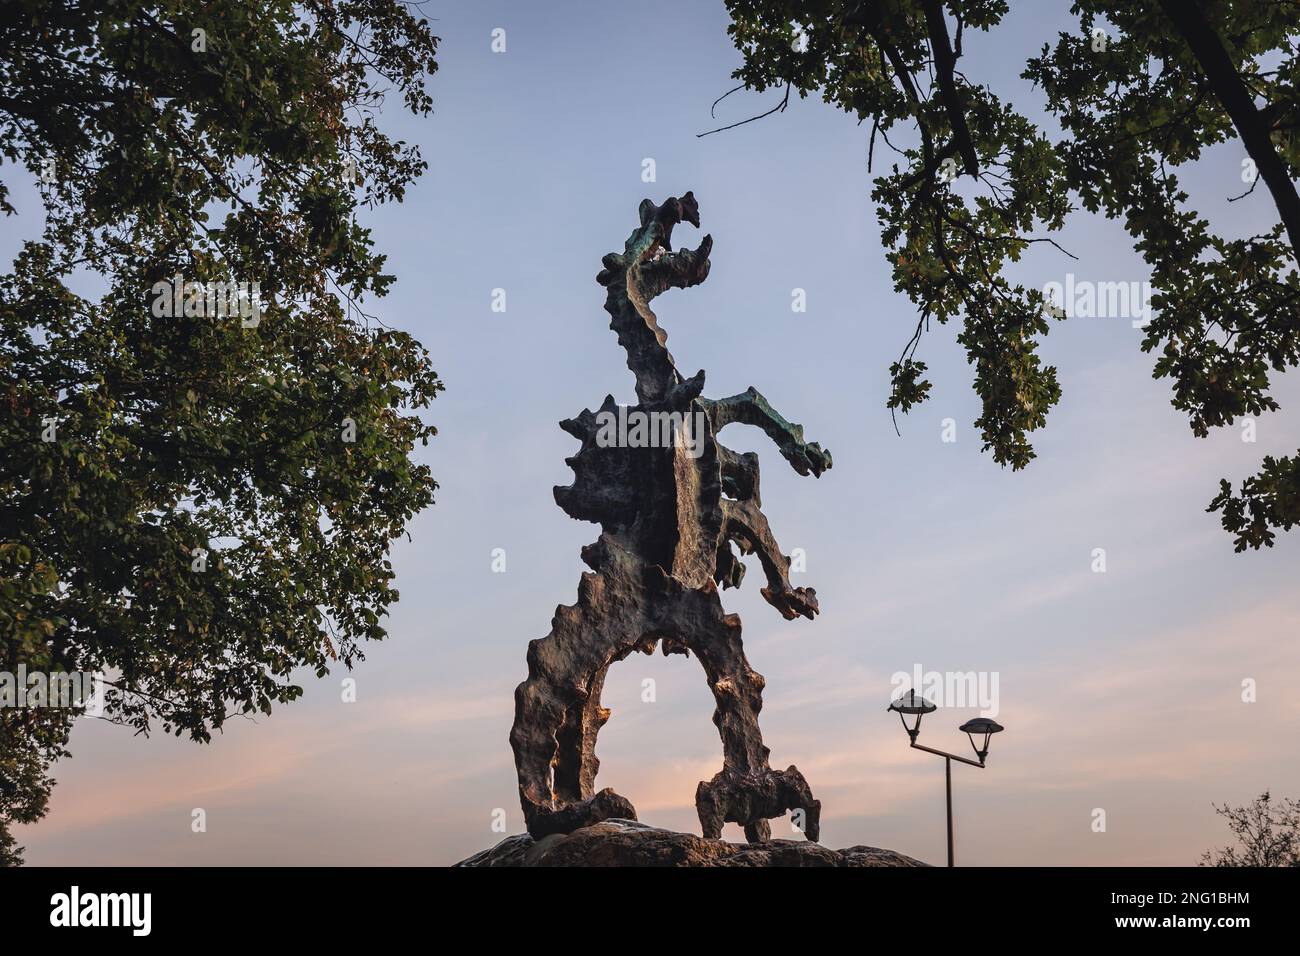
[887, 689, 1005, 867]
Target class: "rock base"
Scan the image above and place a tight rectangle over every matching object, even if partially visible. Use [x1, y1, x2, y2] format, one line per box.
[455, 818, 927, 867]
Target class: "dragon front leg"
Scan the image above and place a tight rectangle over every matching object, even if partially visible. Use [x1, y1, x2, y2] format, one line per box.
[723, 496, 819, 621]
[701, 387, 832, 477]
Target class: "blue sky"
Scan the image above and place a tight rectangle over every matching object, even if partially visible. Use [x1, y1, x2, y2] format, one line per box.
[11, 0, 1300, 865]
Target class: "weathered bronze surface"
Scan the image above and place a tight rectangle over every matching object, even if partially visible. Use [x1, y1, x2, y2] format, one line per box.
[509, 193, 832, 843]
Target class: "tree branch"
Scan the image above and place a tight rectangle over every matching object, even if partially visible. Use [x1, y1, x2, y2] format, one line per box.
[1159, 0, 1300, 258]
[921, 0, 978, 177]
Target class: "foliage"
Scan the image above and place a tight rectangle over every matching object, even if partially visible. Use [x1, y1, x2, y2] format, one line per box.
[0, 0, 441, 862]
[1200, 791, 1300, 866]
[722, 0, 1300, 543]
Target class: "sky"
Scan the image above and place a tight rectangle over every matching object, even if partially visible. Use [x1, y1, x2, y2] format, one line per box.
[10, 0, 1300, 866]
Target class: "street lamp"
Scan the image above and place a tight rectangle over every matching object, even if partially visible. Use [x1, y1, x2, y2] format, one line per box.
[887, 693, 1005, 867]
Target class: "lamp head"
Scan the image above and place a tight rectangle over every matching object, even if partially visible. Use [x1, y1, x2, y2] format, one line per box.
[888, 689, 937, 742]
[958, 717, 1004, 764]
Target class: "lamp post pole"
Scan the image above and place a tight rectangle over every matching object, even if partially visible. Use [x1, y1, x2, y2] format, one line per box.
[946, 756, 953, 869]
[908, 740, 983, 867]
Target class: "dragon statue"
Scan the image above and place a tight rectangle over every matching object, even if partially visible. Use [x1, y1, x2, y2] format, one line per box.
[509, 192, 832, 843]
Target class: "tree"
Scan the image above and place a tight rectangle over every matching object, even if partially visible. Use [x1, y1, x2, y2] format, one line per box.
[720, 1, 1300, 548]
[0, 1, 441, 863]
[1200, 791, 1300, 866]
